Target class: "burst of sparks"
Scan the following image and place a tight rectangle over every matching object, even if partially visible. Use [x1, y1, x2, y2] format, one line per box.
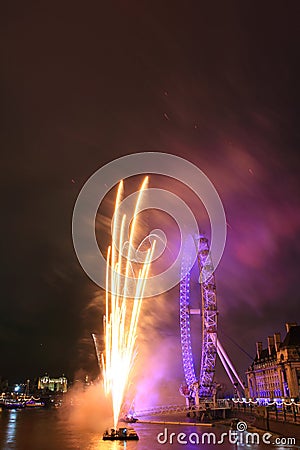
[101, 177, 155, 428]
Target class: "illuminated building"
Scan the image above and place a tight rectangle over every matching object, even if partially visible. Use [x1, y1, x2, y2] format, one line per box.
[38, 374, 68, 393]
[246, 323, 300, 400]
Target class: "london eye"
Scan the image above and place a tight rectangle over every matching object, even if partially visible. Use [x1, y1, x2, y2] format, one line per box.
[180, 235, 244, 403]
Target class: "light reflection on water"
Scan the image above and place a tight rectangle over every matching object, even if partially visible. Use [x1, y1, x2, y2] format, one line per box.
[4, 409, 18, 446]
[0, 409, 289, 450]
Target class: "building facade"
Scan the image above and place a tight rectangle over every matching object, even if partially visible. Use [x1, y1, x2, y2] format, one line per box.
[246, 323, 300, 400]
[38, 374, 68, 393]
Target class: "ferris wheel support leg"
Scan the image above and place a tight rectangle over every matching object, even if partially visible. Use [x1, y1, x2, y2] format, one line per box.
[217, 346, 235, 385]
[216, 340, 244, 391]
[217, 345, 243, 398]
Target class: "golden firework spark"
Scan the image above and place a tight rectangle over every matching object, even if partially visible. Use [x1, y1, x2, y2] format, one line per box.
[101, 177, 155, 428]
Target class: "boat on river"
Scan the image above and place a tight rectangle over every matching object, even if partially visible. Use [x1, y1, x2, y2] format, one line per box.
[103, 427, 139, 440]
[0, 399, 25, 409]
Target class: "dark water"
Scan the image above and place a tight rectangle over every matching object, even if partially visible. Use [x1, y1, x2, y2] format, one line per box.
[0, 408, 296, 450]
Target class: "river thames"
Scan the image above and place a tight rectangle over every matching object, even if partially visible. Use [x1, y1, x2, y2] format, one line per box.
[1, 408, 298, 450]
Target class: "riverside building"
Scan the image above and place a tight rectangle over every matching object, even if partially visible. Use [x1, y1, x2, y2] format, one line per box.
[38, 374, 68, 393]
[246, 323, 300, 401]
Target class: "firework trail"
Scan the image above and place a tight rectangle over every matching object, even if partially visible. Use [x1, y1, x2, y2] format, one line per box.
[99, 177, 156, 428]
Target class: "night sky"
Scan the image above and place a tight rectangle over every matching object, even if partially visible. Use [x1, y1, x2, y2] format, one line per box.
[1, 2, 300, 387]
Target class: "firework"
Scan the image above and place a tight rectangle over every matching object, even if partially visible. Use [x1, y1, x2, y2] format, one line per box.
[100, 177, 155, 428]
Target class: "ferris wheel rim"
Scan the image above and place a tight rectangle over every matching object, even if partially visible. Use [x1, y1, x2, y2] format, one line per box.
[179, 235, 218, 398]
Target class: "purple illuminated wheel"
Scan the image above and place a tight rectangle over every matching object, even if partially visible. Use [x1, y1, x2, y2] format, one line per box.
[180, 236, 218, 399]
